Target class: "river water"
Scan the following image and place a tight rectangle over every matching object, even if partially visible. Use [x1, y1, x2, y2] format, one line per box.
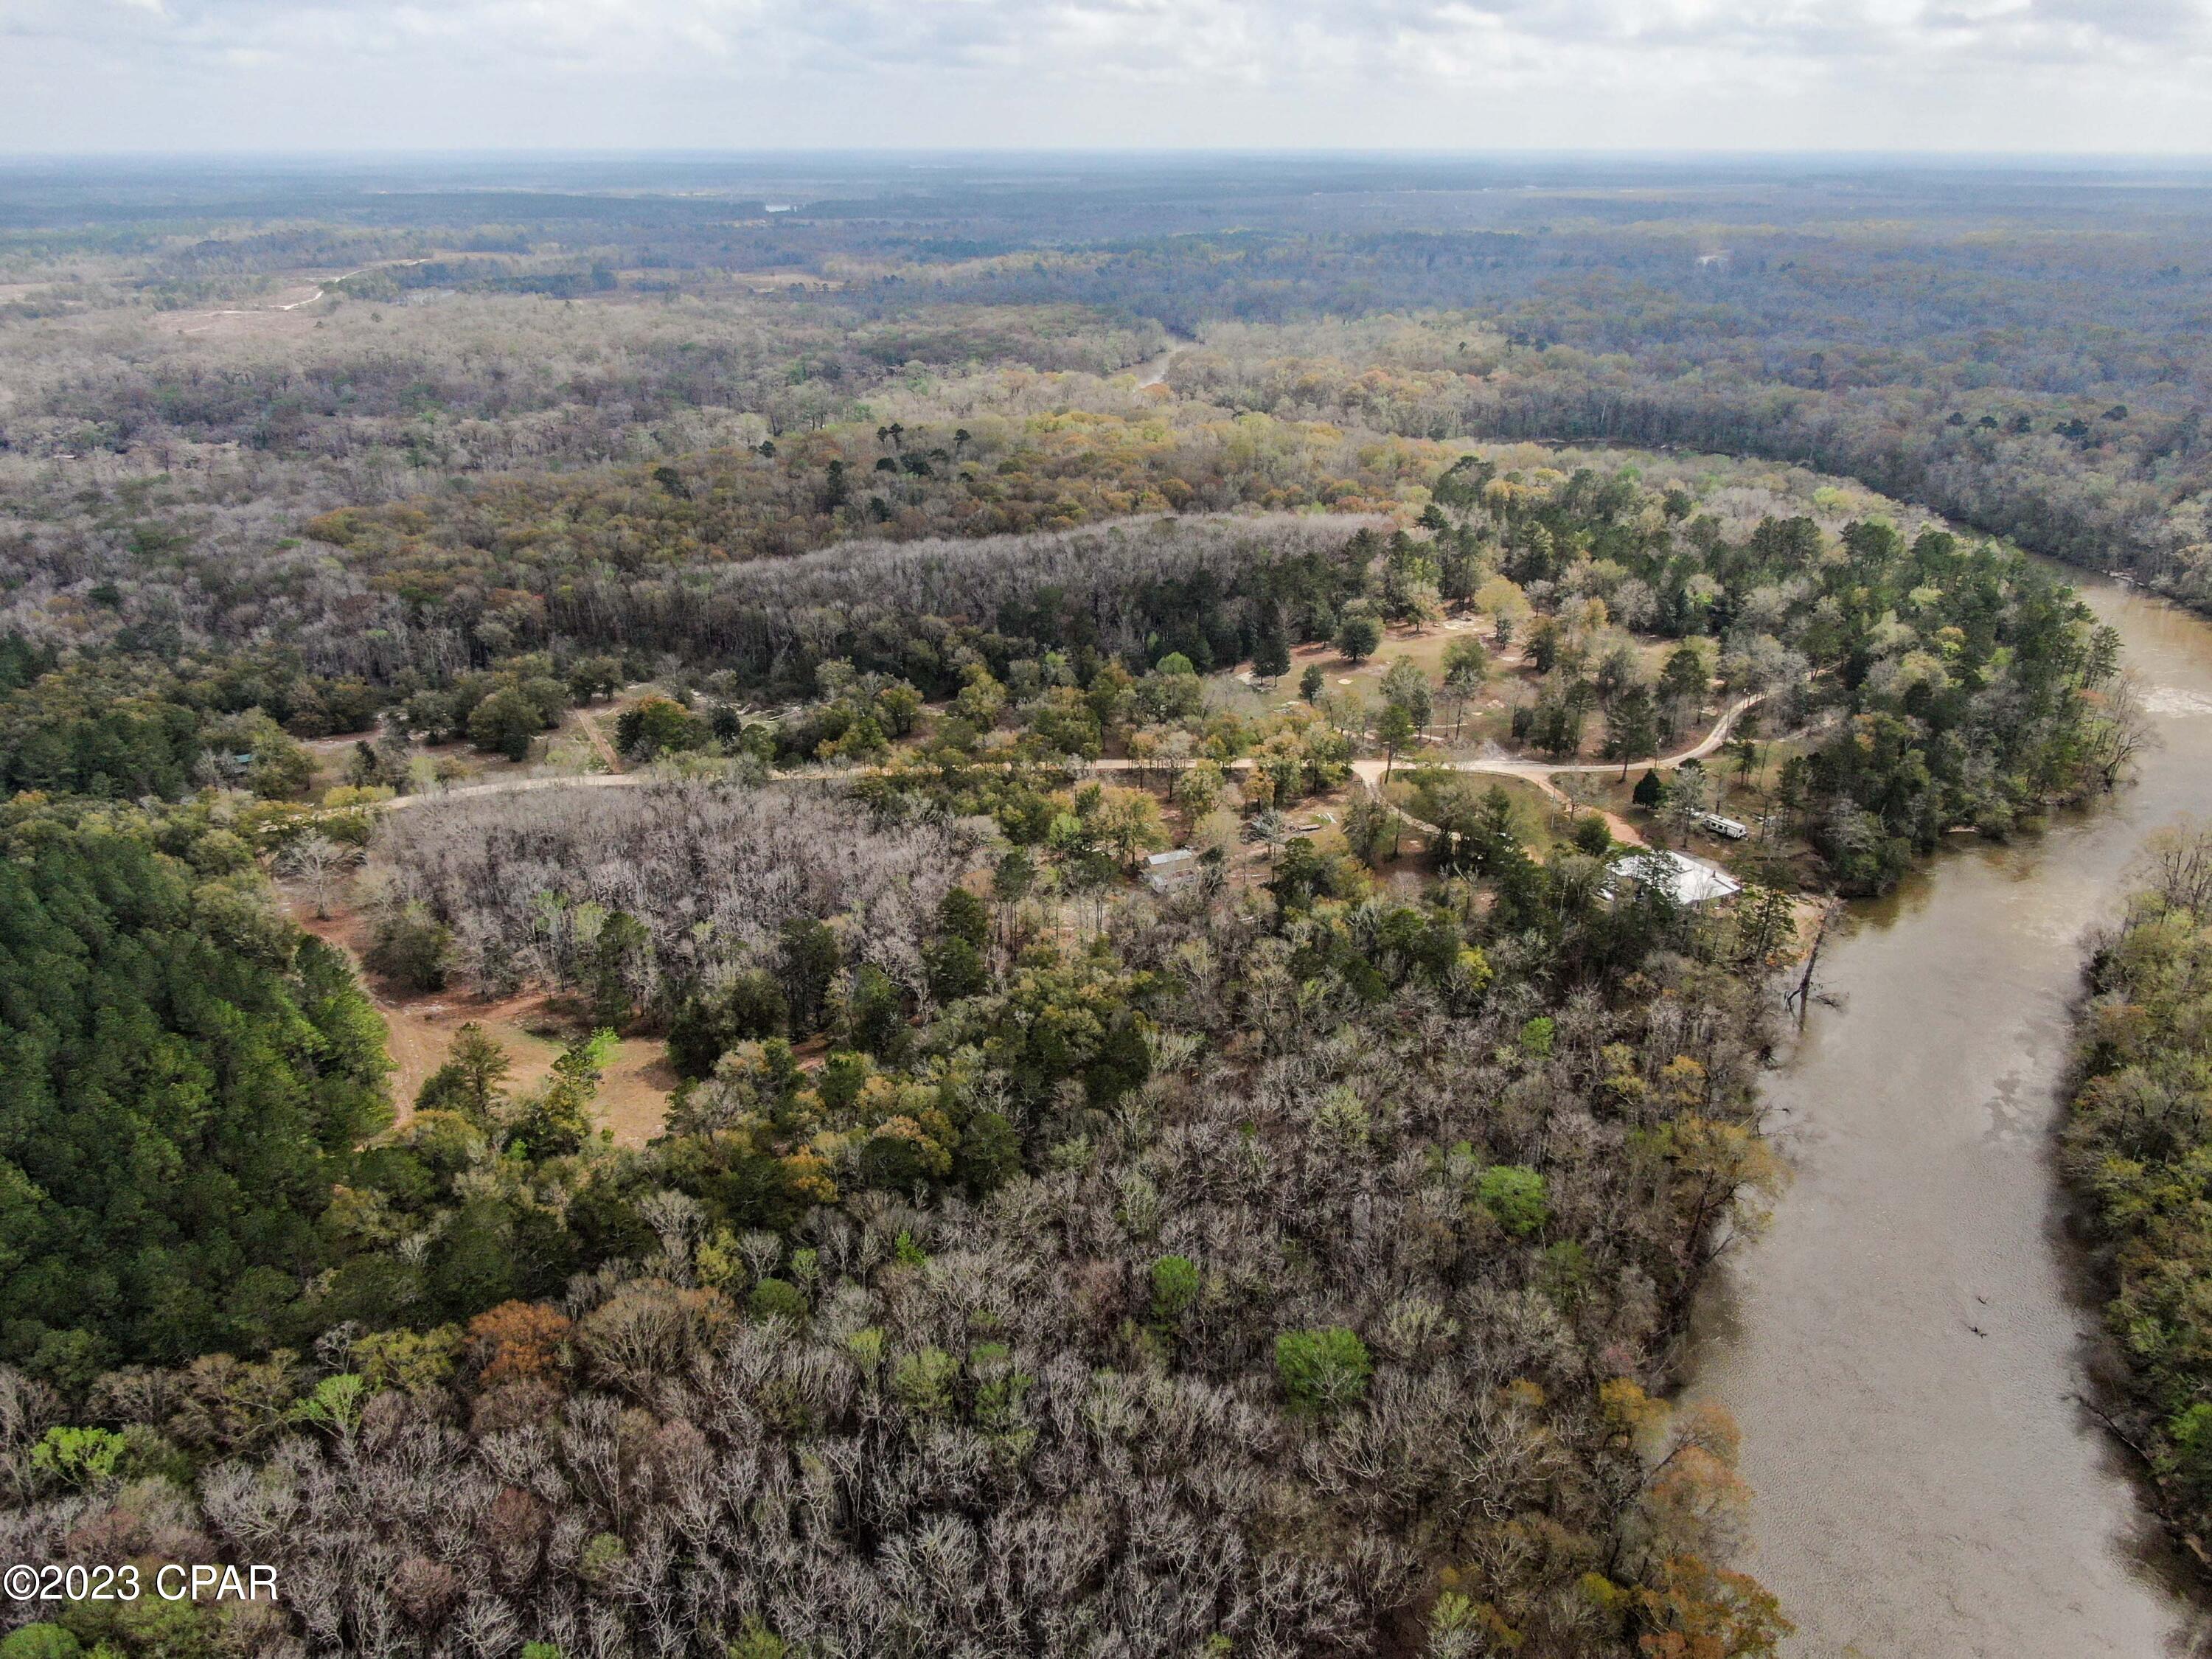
[1688, 568, 2212, 1657]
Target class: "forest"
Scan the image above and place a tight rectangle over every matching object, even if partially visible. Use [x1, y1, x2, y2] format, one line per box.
[0, 449, 2124, 1657]
[0, 772, 1799, 1659]
[0, 153, 2188, 1658]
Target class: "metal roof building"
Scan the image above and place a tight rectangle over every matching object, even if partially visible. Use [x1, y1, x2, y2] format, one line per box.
[1610, 849, 1743, 906]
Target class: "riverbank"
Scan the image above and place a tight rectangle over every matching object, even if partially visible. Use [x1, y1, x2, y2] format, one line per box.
[1685, 568, 2212, 1657]
[2055, 824, 2212, 1589]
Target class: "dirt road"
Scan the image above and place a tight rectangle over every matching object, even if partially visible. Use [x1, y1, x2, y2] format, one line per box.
[364, 695, 1760, 830]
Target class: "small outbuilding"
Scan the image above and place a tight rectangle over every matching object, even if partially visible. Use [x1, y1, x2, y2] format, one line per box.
[1143, 848, 1200, 891]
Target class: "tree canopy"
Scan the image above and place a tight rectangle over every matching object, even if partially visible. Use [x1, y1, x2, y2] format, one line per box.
[0, 814, 391, 1374]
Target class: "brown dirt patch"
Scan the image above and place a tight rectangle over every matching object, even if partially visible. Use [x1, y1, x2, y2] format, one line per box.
[293, 897, 671, 1147]
[151, 288, 329, 341]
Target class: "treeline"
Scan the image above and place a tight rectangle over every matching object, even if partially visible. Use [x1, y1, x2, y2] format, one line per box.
[1162, 319, 2212, 613]
[299, 408, 1422, 593]
[536, 515, 1373, 691]
[2064, 823, 2212, 1554]
[1452, 369, 2211, 611]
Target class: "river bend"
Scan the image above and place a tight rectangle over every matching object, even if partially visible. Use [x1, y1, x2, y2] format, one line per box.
[1690, 570, 2212, 1657]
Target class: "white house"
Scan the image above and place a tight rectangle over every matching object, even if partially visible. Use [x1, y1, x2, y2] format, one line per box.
[1607, 849, 1742, 907]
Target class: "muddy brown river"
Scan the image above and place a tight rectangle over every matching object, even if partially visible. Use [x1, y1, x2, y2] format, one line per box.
[1688, 568, 2212, 1657]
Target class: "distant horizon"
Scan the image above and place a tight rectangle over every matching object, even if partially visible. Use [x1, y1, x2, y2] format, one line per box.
[8, 1, 2211, 158]
[7, 149, 2212, 178]
[7, 147, 2212, 164]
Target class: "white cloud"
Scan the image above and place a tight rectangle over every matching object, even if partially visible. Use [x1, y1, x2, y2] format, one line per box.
[3, 0, 2210, 150]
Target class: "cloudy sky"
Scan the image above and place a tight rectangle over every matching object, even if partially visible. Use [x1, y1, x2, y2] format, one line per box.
[4, 0, 2211, 154]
